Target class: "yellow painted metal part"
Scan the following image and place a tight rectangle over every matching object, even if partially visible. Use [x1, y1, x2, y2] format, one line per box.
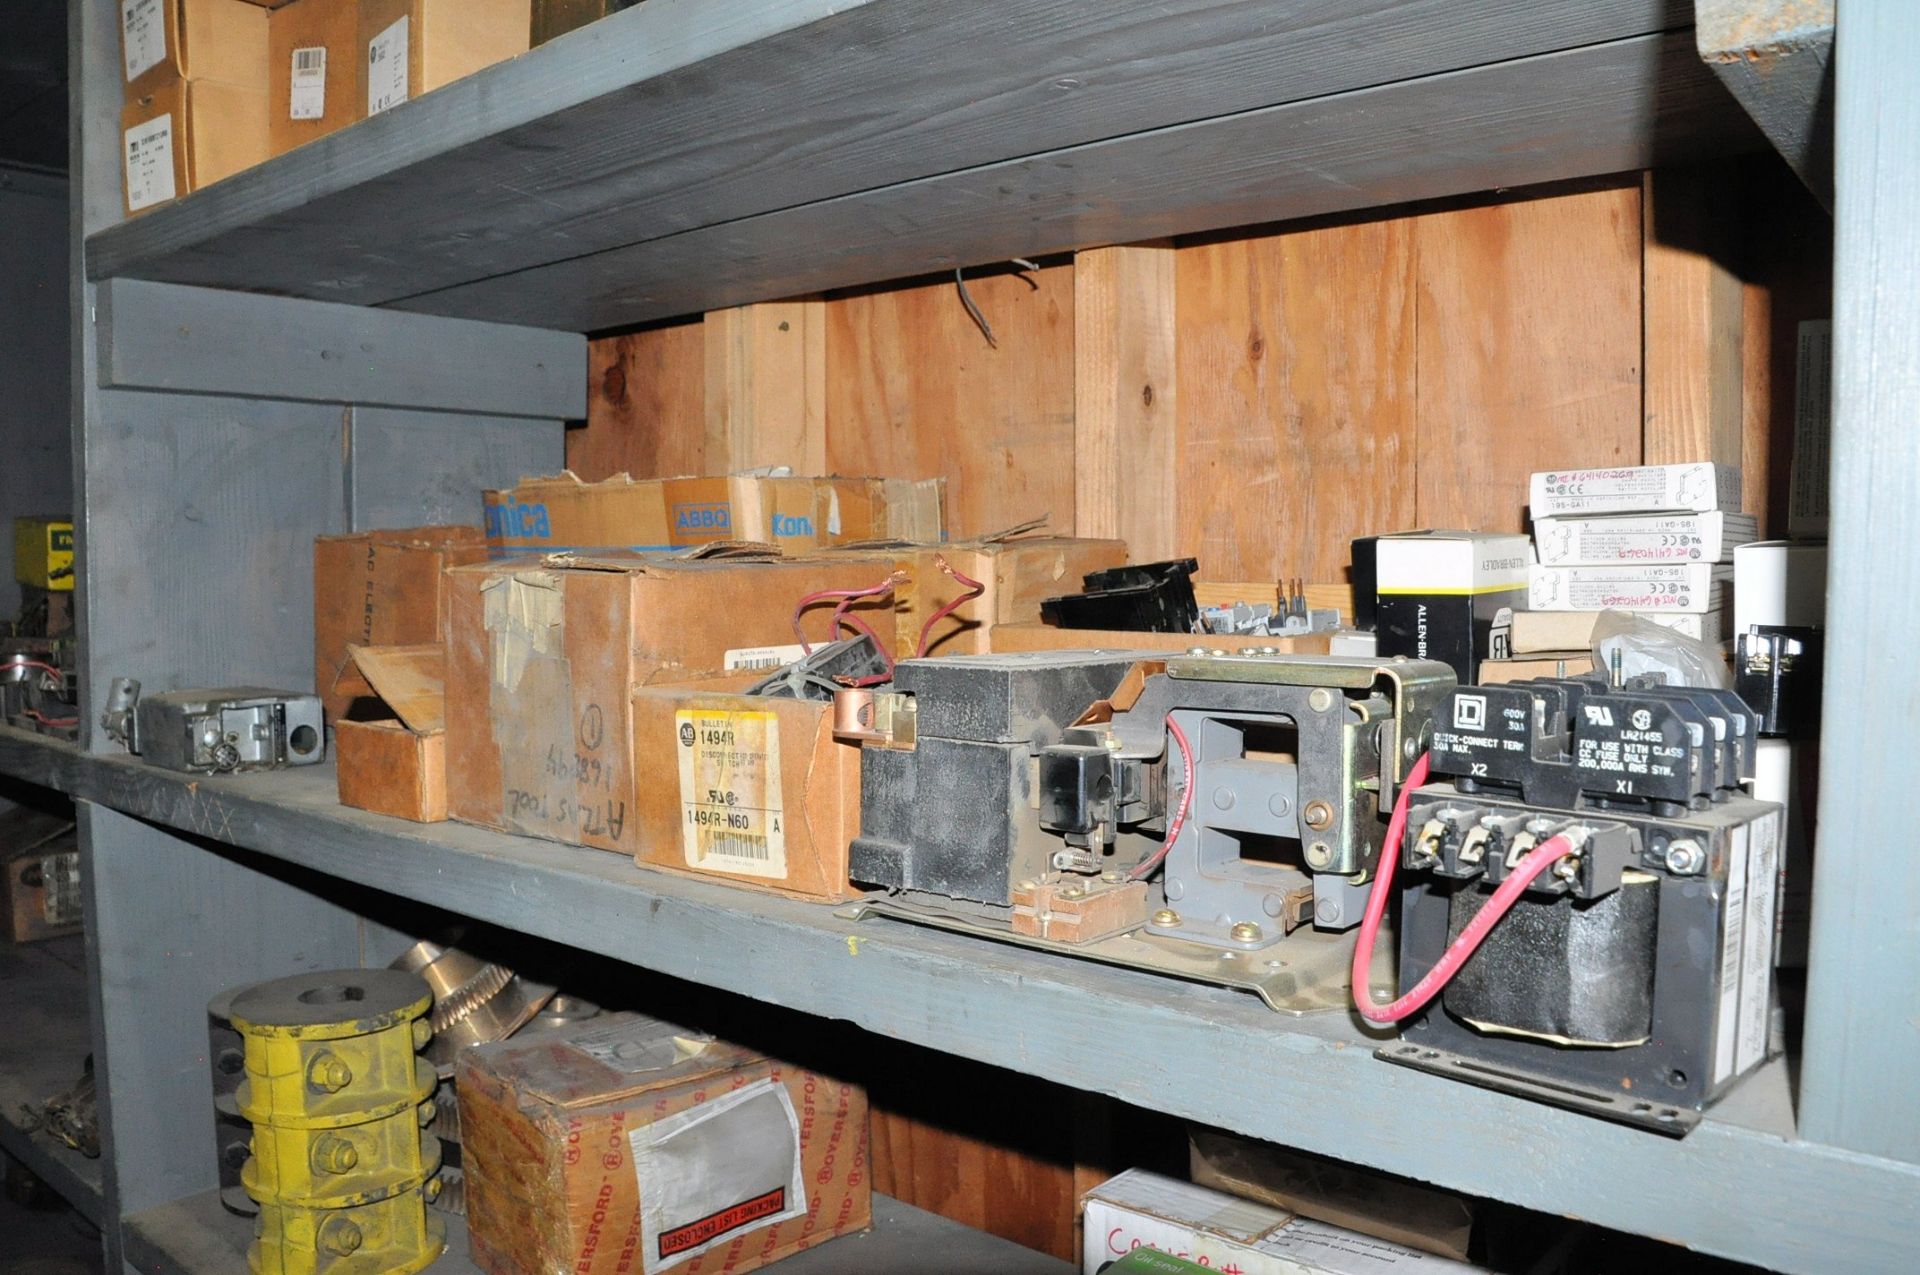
[227, 970, 446, 1275]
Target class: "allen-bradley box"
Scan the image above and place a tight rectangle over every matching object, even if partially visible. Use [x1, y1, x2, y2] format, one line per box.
[1374, 532, 1528, 684]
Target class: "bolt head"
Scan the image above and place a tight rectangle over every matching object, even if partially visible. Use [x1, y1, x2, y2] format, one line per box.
[1664, 839, 1706, 875]
[1060, 885, 1083, 899]
[1229, 920, 1263, 943]
[1268, 793, 1292, 818]
[1150, 908, 1181, 928]
[1100, 871, 1123, 883]
[1308, 687, 1336, 712]
[1304, 841, 1332, 868]
[1212, 786, 1236, 811]
[318, 1218, 363, 1257]
[1302, 800, 1335, 830]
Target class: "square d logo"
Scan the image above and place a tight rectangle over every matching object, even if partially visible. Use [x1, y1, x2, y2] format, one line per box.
[1453, 694, 1487, 731]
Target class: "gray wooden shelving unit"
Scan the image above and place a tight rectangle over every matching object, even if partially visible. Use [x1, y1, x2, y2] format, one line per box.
[4, 1, 1906, 1272]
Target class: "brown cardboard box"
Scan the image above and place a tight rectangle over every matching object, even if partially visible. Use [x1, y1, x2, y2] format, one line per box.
[460, 1014, 871, 1275]
[121, 0, 270, 100]
[532, 0, 641, 45]
[1189, 1128, 1475, 1261]
[312, 525, 488, 722]
[851, 535, 1129, 658]
[632, 677, 860, 901]
[2, 811, 82, 944]
[267, 0, 356, 155]
[444, 550, 896, 850]
[1477, 652, 1595, 684]
[121, 78, 271, 215]
[483, 472, 946, 557]
[334, 644, 448, 822]
[358, 0, 532, 117]
[986, 622, 1332, 656]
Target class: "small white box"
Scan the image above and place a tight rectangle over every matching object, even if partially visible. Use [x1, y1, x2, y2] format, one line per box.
[1732, 541, 1826, 633]
[1529, 463, 1740, 517]
[1083, 1170, 1481, 1275]
[1509, 608, 1727, 654]
[1527, 564, 1730, 614]
[1531, 512, 1757, 567]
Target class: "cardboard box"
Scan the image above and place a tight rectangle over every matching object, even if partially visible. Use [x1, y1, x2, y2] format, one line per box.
[1510, 607, 1726, 653]
[631, 677, 860, 901]
[2, 812, 82, 944]
[359, 0, 532, 117]
[483, 472, 945, 557]
[1083, 1170, 1480, 1275]
[334, 644, 448, 822]
[121, 0, 270, 98]
[1531, 511, 1758, 567]
[532, 0, 641, 45]
[849, 535, 1129, 658]
[121, 78, 271, 214]
[444, 550, 897, 850]
[313, 525, 488, 722]
[1188, 1130, 1475, 1261]
[1476, 652, 1595, 684]
[13, 517, 74, 592]
[1528, 462, 1740, 518]
[268, 0, 357, 155]
[987, 623, 1332, 657]
[1527, 563, 1730, 613]
[1374, 532, 1530, 683]
[460, 1014, 870, 1275]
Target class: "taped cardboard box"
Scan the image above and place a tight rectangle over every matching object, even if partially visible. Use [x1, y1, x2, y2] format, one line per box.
[483, 472, 945, 557]
[334, 644, 448, 823]
[313, 525, 488, 722]
[120, 0, 270, 99]
[121, 78, 271, 215]
[359, 0, 532, 117]
[443, 549, 896, 850]
[1084, 1169, 1480, 1275]
[2, 810, 83, 944]
[460, 1013, 871, 1275]
[268, 0, 357, 155]
[839, 533, 1129, 658]
[1188, 1129, 1475, 1261]
[632, 675, 860, 902]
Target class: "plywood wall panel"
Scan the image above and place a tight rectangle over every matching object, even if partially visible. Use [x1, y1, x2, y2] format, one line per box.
[1173, 221, 1417, 583]
[824, 266, 1076, 537]
[570, 319, 706, 479]
[1410, 183, 1645, 531]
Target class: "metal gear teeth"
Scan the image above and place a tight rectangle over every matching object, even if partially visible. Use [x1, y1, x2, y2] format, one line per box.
[430, 962, 515, 1033]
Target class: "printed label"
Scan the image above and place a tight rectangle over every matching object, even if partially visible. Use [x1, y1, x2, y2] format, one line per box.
[122, 0, 166, 81]
[722, 643, 808, 673]
[1736, 811, 1781, 1075]
[290, 46, 327, 120]
[124, 114, 177, 211]
[366, 16, 409, 116]
[41, 852, 81, 927]
[629, 1077, 807, 1275]
[1713, 825, 1749, 1086]
[568, 1015, 712, 1074]
[675, 710, 787, 878]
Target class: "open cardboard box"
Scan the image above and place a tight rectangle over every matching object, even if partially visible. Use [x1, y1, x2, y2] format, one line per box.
[334, 644, 448, 823]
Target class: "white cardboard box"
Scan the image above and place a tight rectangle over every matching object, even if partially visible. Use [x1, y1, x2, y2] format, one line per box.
[1082, 1170, 1481, 1275]
[1531, 511, 1757, 566]
[1527, 564, 1730, 613]
[1528, 463, 1740, 517]
[1732, 541, 1827, 633]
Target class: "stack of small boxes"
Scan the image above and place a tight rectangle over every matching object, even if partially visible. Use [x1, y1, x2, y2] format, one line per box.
[120, 0, 273, 215]
[1488, 462, 1755, 682]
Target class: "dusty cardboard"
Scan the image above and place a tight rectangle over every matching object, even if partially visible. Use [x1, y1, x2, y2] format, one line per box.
[532, 0, 641, 44]
[313, 525, 488, 722]
[632, 676, 861, 902]
[460, 1014, 870, 1275]
[121, 78, 271, 214]
[268, 0, 356, 154]
[358, 0, 532, 116]
[1476, 652, 1596, 684]
[1188, 1130, 1475, 1261]
[122, 0, 269, 98]
[2, 811, 83, 944]
[334, 643, 449, 823]
[443, 551, 896, 850]
[484, 472, 946, 556]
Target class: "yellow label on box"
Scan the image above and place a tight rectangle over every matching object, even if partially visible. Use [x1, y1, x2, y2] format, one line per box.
[14, 518, 74, 591]
[674, 709, 787, 878]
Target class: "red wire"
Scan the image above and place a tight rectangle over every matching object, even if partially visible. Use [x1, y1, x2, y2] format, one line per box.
[5, 659, 65, 681]
[790, 573, 907, 654]
[1129, 715, 1195, 882]
[1351, 752, 1578, 1022]
[25, 709, 79, 727]
[914, 556, 987, 659]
